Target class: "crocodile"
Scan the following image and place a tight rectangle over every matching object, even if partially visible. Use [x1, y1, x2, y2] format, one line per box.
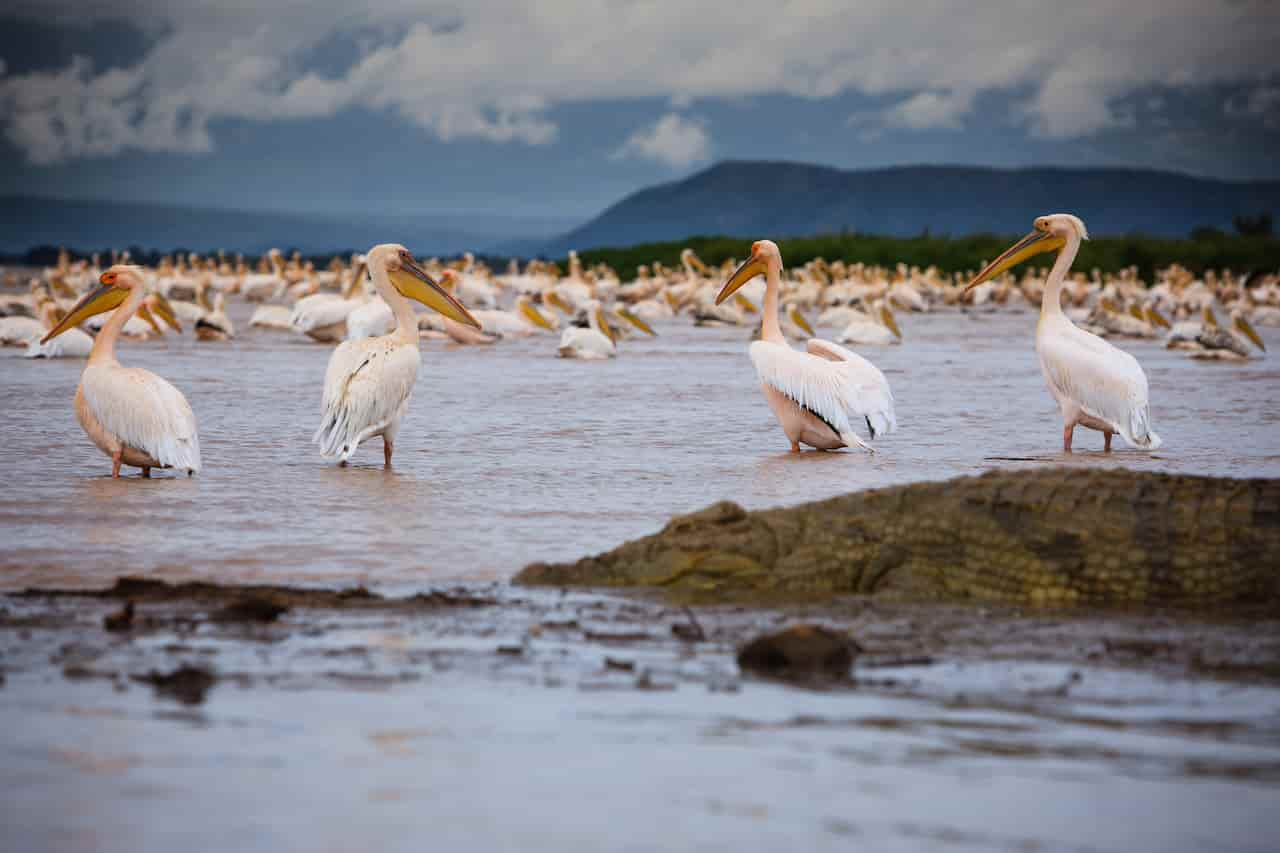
[516, 468, 1280, 609]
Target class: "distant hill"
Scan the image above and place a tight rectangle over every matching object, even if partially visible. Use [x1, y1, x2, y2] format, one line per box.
[0, 196, 575, 257]
[543, 162, 1280, 254]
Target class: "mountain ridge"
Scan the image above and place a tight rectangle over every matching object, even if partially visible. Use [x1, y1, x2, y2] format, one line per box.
[0, 195, 574, 257]
[541, 161, 1280, 254]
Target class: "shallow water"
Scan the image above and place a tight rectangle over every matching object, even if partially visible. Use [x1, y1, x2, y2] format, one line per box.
[3, 306, 1279, 590]
[3, 305, 1280, 853]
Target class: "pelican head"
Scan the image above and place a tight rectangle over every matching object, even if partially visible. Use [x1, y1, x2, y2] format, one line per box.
[41, 265, 144, 344]
[785, 303, 814, 336]
[967, 214, 1088, 292]
[877, 300, 903, 339]
[716, 240, 781, 305]
[614, 304, 657, 337]
[140, 293, 182, 334]
[515, 294, 555, 331]
[368, 243, 480, 329]
[575, 299, 616, 343]
[1232, 312, 1266, 352]
[681, 248, 711, 276]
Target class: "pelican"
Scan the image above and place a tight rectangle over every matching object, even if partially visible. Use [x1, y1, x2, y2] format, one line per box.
[346, 296, 394, 341]
[1190, 309, 1266, 361]
[38, 266, 199, 478]
[291, 261, 367, 342]
[837, 300, 902, 346]
[470, 294, 557, 338]
[557, 300, 617, 359]
[967, 214, 1160, 453]
[612, 304, 658, 339]
[24, 300, 93, 359]
[313, 244, 480, 466]
[195, 292, 235, 341]
[717, 240, 895, 452]
[249, 304, 294, 330]
[0, 313, 44, 346]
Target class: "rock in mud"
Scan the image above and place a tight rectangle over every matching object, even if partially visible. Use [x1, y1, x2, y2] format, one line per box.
[517, 468, 1280, 609]
[133, 664, 217, 705]
[737, 625, 858, 681]
[212, 596, 288, 623]
[103, 601, 135, 632]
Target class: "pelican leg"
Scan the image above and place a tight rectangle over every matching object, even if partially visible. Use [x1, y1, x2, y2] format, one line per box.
[384, 437, 393, 468]
[790, 440, 801, 453]
[111, 450, 122, 479]
[141, 467, 151, 478]
[1104, 432, 1113, 453]
[1062, 423, 1074, 453]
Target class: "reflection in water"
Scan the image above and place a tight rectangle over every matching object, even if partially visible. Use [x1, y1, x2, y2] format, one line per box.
[2, 305, 1278, 591]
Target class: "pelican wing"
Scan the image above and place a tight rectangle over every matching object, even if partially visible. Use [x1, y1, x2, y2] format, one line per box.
[749, 339, 896, 445]
[80, 366, 201, 471]
[345, 299, 394, 340]
[291, 294, 358, 333]
[557, 327, 615, 359]
[1038, 323, 1161, 448]
[313, 338, 420, 461]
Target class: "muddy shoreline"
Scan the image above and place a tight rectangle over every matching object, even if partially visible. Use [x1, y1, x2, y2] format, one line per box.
[5, 576, 1280, 852]
[6, 574, 1280, 695]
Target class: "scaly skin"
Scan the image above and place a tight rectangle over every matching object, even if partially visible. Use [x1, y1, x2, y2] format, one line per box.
[517, 468, 1280, 609]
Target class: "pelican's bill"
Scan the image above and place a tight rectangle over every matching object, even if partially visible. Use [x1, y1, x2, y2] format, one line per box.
[41, 281, 127, 344]
[716, 257, 766, 305]
[967, 230, 1065, 291]
[389, 255, 480, 329]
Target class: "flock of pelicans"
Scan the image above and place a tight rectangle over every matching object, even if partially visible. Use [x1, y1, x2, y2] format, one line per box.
[1, 213, 1275, 477]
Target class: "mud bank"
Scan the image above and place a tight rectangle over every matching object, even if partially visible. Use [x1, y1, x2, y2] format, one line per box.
[4, 578, 1280, 852]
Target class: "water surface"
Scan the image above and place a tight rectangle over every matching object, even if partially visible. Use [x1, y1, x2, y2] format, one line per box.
[2, 307, 1278, 590]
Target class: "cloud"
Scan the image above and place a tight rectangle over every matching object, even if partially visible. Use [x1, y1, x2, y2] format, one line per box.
[613, 113, 711, 167]
[883, 90, 974, 130]
[1, 0, 1276, 163]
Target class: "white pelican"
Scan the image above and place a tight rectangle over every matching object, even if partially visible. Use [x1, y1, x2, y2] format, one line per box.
[346, 296, 394, 340]
[837, 301, 902, 346]
[291, 262, 366, 342]
[0, 313, 44, 346]
[717, 240, 895, 452]
[612, 304, 658, 339]
[313, 244, 480, 466]
[195, 292, 235, 341]
[557, 300, 617, 359]
[470, 294, 556, 338]
[24, 300, 93, 359]
[1189, 309, 1266, 361]
[249, 304, 294, 330]
[967, 214, 1160, 453]
[39, 266, 199, 478]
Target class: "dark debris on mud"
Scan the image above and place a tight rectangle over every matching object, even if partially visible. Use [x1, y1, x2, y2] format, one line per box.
[3, 576, 1280, 713]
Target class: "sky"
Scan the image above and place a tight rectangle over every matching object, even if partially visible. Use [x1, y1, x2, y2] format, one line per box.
[1, 0, 1277, 221]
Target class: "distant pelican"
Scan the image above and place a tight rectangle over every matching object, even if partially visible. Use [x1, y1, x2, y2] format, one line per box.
[24, 300, 92, 359]
[313, 244, 480, 466]
[1190, 309, 1266, 361]
[717, 240, 895, 452]
[557, 300, 617, 359]
[0, 313, 44, 346]
[474, 294, 556, 337]
[39, 266, 199, 477]
[195, 292, 235, 341]
[967, 214, 1160, 452]
[292, 261, 367, 342]
[837, 300, 902, 346]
